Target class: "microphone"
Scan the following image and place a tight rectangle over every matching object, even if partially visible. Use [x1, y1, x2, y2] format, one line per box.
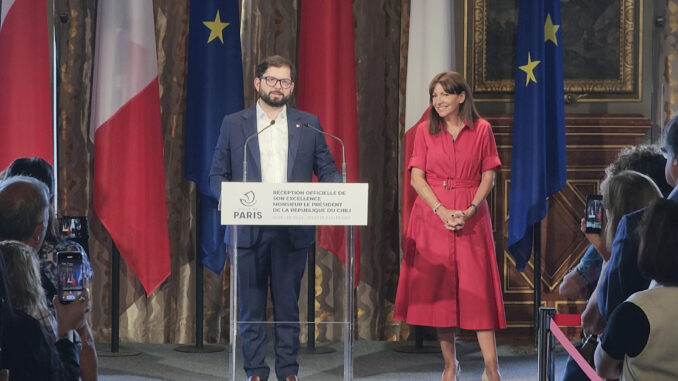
[303, 123, 346, 183]
[243, 120, 275, 183]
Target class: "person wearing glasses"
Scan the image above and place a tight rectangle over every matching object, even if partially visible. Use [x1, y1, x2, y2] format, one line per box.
[209, 55, 341, 381]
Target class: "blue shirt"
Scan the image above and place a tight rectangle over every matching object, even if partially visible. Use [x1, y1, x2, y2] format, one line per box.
[575, 245, 603, 297]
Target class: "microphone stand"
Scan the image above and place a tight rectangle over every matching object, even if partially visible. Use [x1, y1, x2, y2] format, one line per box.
[303, 123, 346, 183]
[230, 118, 276, 380]
[301, 124, 355, 376]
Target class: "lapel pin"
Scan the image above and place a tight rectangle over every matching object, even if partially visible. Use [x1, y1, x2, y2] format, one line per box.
[295, 123, 301, 128]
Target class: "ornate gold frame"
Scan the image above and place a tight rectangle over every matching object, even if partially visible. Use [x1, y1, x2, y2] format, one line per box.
[465, 0, 641, 102]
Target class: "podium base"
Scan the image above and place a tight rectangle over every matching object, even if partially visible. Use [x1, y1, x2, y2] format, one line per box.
[174, 344, 225, 353]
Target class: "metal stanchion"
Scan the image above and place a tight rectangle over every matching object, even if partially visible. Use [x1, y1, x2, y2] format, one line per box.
[97, 244, 141, 357]
[537, 307, 556, 381]
[175, 196, 224, 353]
[533, 222, 542, 347]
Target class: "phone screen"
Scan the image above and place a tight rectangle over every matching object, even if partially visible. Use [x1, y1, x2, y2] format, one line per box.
[585, 195, 604, 234]
[57, 251, 84, 303]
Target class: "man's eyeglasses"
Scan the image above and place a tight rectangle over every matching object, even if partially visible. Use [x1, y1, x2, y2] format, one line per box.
[260, 76, 293, 89]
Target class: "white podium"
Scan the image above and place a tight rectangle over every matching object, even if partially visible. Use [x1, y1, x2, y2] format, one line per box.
[221, 182, 368, 381]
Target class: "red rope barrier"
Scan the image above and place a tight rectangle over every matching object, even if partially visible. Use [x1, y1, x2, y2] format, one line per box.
[549, 318, 603, 381]
[552, 313, 581, 327]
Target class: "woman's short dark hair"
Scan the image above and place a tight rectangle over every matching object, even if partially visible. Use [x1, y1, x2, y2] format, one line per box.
[255, 55, 295, 80]
[5, 157, 54, 198]
[427, 71, 480, 135]
[637, 199, 678, 283]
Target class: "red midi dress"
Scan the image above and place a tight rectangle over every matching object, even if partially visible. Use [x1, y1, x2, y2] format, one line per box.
[394, 119, 506, 329]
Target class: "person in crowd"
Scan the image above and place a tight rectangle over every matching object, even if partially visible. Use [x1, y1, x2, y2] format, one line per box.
[594, 114, 678, 332]
[1, 239, 58, 341]
[0, 175, 51, 250]
[595, 198, 678, 380]
[394, 71, 504, 381]
[559, 145, 670, 381]
[579, 170, 663, 336]
[559, 144, 671, 301]
[209, 55, 341, 381]
[0, 244, 88, 380]
[4, 157, 94, 307]
[0, 175, 97, 380]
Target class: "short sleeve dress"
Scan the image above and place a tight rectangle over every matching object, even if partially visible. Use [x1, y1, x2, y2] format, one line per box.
[394, 119, 506, 330]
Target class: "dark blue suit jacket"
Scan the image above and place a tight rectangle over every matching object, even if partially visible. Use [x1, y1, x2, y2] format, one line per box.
[598, 188, 678, 320]
[208, 105, 342, 248]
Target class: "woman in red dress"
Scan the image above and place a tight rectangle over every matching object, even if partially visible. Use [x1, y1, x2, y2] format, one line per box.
[394, 72, 506, 381]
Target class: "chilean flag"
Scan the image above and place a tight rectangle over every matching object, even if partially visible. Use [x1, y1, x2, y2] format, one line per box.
[90, 0, 170, 295]
[402, 0, 455, 249]
[0, 0, 52, 170]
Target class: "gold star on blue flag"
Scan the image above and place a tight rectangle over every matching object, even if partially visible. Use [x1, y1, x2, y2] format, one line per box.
[509, 0, 566, 271]
[518, 52, 540, 86]
[203, 10, 229, 43]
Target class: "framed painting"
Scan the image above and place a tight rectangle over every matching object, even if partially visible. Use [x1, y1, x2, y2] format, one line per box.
[465, 0, 641, 101]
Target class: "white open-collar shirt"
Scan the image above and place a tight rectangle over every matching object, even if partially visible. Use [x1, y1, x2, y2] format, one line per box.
[256, 101, 288, 183]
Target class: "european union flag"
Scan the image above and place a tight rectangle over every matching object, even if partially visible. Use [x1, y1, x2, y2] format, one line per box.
[508, 0, 567, 271]
[185, 0, 244, 273]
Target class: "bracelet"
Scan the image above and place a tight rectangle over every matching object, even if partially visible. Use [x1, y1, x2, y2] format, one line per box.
[468, 203, 478, 213]
[432, 202, 442, 213]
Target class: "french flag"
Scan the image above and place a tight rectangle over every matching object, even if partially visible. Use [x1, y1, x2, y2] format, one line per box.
[0, 0, 52, 169]
[90, 0, 170, 295]
[402, 0, 455, 249]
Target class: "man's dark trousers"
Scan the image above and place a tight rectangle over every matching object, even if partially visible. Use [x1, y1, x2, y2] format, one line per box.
[238, 227, 308, 380]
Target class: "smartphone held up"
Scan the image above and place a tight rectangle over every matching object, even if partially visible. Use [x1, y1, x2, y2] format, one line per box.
[585, 195, 604, 234]
[57, 251, 84, 304]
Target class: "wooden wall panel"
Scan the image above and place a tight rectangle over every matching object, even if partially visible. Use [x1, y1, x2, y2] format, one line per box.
[487, 114, 651, 339]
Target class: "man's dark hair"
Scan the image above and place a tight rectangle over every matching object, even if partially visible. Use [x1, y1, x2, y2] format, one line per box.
[605, 145, 673, 197]
[0, 176, 49, 242]
[5, 157, 54, 198]
[255, 55, 295, 80]
[637, 198, 678, 283]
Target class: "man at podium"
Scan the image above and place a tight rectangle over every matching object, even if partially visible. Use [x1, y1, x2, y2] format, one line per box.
[209, 55, 341, 381]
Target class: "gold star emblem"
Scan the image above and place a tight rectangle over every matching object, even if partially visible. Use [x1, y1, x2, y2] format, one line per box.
[544, 13, 559, 45]
[203, 10, 229, 44]
[519, 52, 541, 86]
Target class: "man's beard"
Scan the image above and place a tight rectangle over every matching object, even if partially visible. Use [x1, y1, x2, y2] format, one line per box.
[259, 88, 289, 107]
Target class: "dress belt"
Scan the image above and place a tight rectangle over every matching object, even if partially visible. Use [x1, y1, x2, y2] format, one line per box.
[427, 177, 480, 190]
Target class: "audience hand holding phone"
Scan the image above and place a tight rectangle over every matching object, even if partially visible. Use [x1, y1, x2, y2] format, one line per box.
[581, 195, 611, 260]
[53, 287, 90, 340]
[580, 217, 609, 260]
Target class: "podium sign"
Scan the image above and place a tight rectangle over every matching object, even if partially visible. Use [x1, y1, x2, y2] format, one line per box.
[220, 182, 368, 226]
